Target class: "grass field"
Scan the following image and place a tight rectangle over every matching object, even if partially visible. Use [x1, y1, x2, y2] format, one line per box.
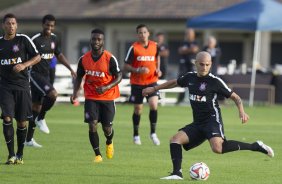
[0, 103, 281, 184]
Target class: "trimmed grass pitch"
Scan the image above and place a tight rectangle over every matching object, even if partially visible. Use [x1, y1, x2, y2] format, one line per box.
[0, 103, 281, 184]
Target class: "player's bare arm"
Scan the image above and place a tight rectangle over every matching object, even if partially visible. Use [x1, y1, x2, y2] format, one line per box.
[57, 53, 77, 78]
[155, 55, 162, 77]
[71, 75, 83, 103]
[13, 54, 41, 73]
[96, 72, 122, 95]
[142, 79, 178, 96]
[230, 92, 249, 123]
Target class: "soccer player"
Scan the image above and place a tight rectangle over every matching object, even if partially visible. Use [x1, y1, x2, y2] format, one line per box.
[0, 13, 41, 164]
[142, 51, 274, 180]
[25, 14, 76, 147]
[124, 24, 162, 145]
[71, 29, 122, 163]
[155, 32, 169, 79]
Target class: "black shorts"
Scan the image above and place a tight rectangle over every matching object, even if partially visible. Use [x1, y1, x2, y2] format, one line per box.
[30, 72, 55, 104]
[129, 83, 160, 104]
[0, 87, 32, 122]
[180, 118, 225, 151]
[84, 99, 116, 126]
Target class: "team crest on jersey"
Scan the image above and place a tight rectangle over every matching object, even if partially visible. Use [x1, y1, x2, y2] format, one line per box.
[51, 42, 55, 49]
[44, 85, 50, 91]
[85, 112, 90, 119]
[12, 44, 19, 52]
[199, 82, 207, 91]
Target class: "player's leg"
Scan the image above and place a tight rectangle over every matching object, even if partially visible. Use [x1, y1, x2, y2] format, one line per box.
[30, 73, 54, 134]
[14, 89, 33, 164]
[161, 123, 205, 180]
[129, 85, 144, 145]
[207, 120, 274, 157]
[85, 100, 102, 163]
[89, 121, 102, 162]
[101, 101, 115, 159]
[0, 88, 16, 164]
[148, 95, 160, 145]
[36, 89, 57, 125]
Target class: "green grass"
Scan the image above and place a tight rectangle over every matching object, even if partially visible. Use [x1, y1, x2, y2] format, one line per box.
[0, 103, 281, 184]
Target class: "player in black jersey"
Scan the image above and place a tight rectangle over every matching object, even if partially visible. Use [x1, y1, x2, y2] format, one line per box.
[25, 14, 76, 147]
[142, 51, 274, 180]
[0, 13, 41, 164]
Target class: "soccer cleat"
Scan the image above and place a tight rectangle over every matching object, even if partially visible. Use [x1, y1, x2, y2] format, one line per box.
[15, 156, 24, 165]
[106, 143, 114, 159]
[133, 135, 142, 145]
[160, 172, 183, 180]
[256, 140, 274, 158]
[35, 118, 50, 134]
[94, 155, 103, 163]
[150, 133, 160, 146]
[25, 138, 42, 148]
[5, 156, 16, 165]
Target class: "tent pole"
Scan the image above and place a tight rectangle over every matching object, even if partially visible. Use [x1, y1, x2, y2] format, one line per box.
[249, 31, 261, 107]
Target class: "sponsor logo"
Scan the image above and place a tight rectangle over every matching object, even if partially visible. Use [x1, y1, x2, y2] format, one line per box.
[85, 70, 105, 77]
[199, 82, 207, 91]
[212, 132, 219, 135]
[1, 57, 23, 65]
[41, 45, 45, 47]
[188, 83, 194, 86]
[136, 56, 155, 61]
[41, 53, 54, 59]
[189, 94, 206, 102]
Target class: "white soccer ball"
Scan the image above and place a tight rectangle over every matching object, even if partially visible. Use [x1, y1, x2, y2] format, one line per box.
[189, 162, 210, 180]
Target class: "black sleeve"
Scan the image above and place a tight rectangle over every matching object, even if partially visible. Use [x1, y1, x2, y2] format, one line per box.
[109, 55, 121, 75]
[124, 46, 134, 64]
[24, 35, 38, 58]
[177, 73, 190, 87]
[215, 78, 233, 98]
[76, 58, 85, 78]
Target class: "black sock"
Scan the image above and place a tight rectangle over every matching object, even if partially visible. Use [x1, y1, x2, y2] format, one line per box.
[37, 96, 55, 120]
[89, 131, 101, 156]
[222, 140, 256, 154]
[170, 143, 183, 176]
[16, 126, 27, 157]
[26, 111, 39, 142]
[3, 120, 15, 157]
[149, 110, 157, 134]
[132, 113, 140, 136]
[105, 129, 114, 145]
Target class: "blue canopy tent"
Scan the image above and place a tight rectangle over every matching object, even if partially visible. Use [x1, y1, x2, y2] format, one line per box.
[187, 0, 282, 106]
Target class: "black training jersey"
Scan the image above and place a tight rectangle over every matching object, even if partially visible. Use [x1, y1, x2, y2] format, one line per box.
[177, 72, 233, 123]
[0, 33, 38, 90]
[31, 33, 61, 76]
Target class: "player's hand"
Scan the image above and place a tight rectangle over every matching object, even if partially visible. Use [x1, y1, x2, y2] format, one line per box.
[240, 112, 249, 124]
[13, 63, 26, 73]
[137, 67, 150, 74]
[96, 86, 109, 95]
[155, 69, 162, 77]
[142, 87, 155, 96]
[70, 94, 78, 104]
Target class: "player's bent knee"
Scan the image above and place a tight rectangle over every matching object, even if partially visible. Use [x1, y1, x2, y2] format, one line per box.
[211, 145, 223, 154]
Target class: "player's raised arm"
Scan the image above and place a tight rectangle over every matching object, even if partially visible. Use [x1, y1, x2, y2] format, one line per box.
[142, 79, 178, 96]
[230, 92, 249, 124]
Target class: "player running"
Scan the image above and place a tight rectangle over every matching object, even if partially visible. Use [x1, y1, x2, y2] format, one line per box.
[124, 24, 162, 145]
[71, 29, 122, 163]
[25, 14, 76, 148]
[142, 51, 274, 180]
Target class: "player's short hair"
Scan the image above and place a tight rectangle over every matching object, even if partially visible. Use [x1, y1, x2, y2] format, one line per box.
[91, 28, 104, 35]
[42, 14, 56, 24]
[3, 13, 17, 23]
[136, 24, 148, 33]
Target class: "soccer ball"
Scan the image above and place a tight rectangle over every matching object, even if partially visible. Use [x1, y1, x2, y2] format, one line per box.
[189, 162, 210, 180]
